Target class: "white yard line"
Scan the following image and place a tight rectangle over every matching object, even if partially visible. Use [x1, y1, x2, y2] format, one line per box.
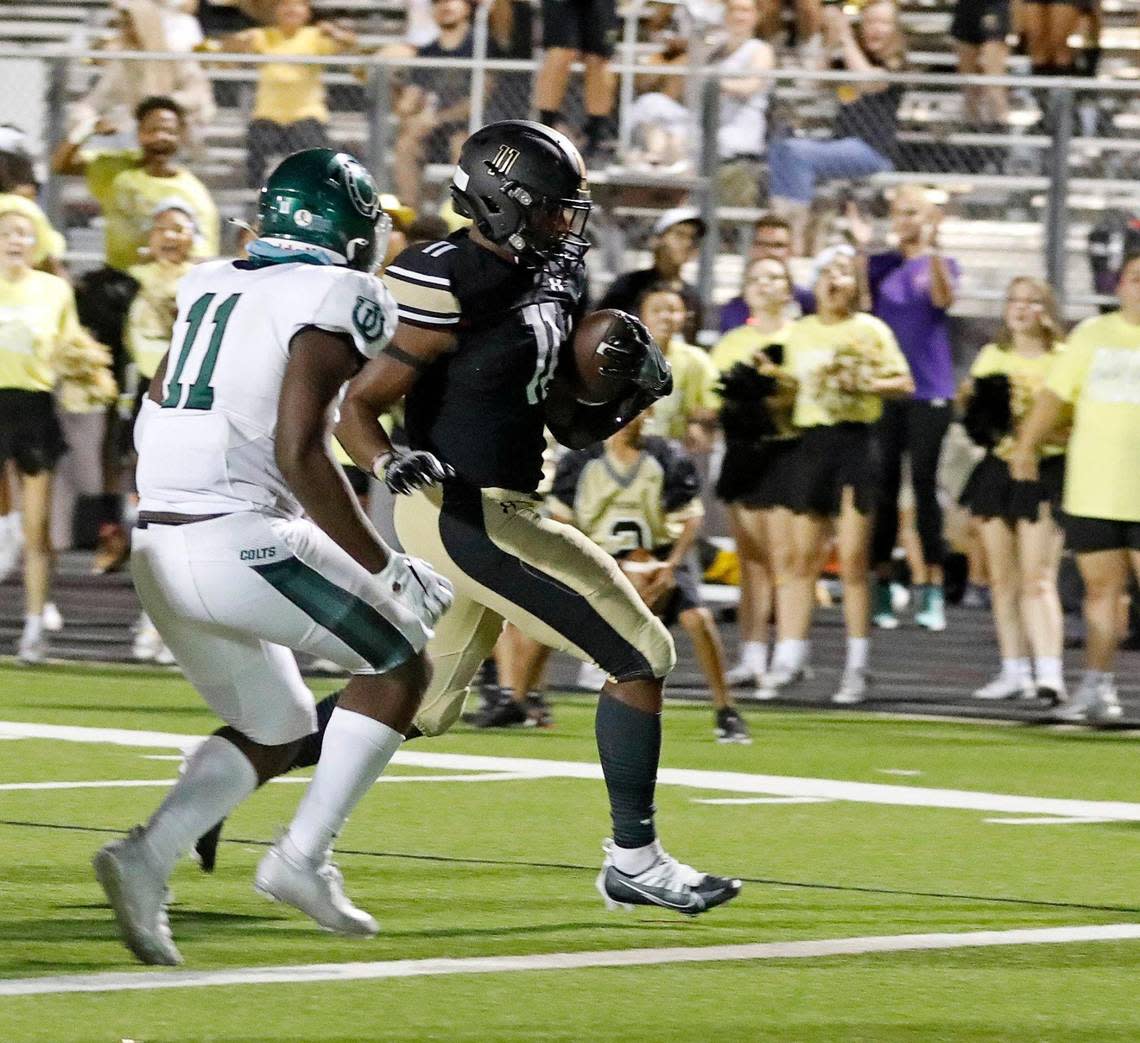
[690, 797, 833, 805]
[984, 816, 1121, 826]
[2, 720, 1139, 821]
[0, 771, 544, 793]
[2, 924, 1138, 997]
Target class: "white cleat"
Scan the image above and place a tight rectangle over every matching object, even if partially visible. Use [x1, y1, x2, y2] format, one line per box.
[973, 674, 1032, 701]
[132, 619, 164, 662]
[17, 621, 45, 665]
[831, 667, 868, 705]
[92, 827, 182, 966]
[595, 839, 741, 915]
[724, 662, 760, 687]
[255, 841, 378, 937]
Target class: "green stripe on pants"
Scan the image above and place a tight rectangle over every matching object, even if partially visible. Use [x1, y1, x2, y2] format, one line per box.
[252, 557, 414, 673]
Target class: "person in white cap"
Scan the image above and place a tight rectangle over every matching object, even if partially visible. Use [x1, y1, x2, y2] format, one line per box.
[599, 207, 705, 342]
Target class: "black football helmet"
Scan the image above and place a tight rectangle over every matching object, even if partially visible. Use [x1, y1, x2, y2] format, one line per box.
[450, 120, 592, 264]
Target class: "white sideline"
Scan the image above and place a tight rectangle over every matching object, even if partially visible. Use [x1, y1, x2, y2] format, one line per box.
[2, 719, 1139, 821]
[3, 924, 1139, 997]
[0, 772, 544, 792]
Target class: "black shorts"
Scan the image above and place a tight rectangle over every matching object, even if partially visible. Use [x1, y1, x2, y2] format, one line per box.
[542, 0, 619, 57]
[788, 423, 880, 518]
[717, 437, 800, 511]
[951, 0, 1011, 45]
[0, 389, 67, 476]
[959, 453, 1064, 524]
[1063, 514, 1140, 554]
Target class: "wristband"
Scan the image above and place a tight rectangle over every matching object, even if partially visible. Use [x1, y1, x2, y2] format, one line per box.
[370, 450, 396, 481]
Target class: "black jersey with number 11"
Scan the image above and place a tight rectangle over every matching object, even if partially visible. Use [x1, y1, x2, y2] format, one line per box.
[382, 231, 587, 493]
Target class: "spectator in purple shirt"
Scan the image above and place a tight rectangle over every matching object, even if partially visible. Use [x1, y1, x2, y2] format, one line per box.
[720, 214, 814, 333]
[867, 185, 960, 632]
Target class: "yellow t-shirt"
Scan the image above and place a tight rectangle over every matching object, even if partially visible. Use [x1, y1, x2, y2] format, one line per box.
[0, 269, 79, 392]
[708, 321, 793, 374]
[785, 312, 908, 428]
[250, 26, 337, 124]
[969, 342, 1065, 459]
[0, 194, 66, 266]
[1047, 311, 1140, 521]
[85, 150, 219, 270]
[125, 260, 192, 380]
[643, 338, 719, 441]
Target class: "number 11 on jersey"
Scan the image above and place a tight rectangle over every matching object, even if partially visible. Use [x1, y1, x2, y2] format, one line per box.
[161, 292, 242, 411]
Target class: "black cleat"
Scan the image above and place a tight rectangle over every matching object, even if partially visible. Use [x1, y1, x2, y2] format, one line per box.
[596, 840, 742, 915]
[194, 819, 224, 873]
[523, 692, 554, 728]
[473, 696, 528, 729]
[714, 707, 752, 745]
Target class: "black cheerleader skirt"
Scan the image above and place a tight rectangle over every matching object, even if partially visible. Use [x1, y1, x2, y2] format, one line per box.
[0, 389, 68, 476]
[717, 437, 800, 510]
[959, 452, 1065, 523]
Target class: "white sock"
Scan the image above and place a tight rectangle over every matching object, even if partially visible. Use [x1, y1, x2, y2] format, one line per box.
[22, 614, 43, 641]
[143, 736, 258, 876]
[845, 637, 869, 672]
[1082, 668, 1112, 688]
[612, 838, 662, 876]
[284, 708, 403, 862]
[777, 638, 809, 671]
[1035, 656, 1063, 687]
[1003, 657, 1031, 682]
[740, 640, 768, 674]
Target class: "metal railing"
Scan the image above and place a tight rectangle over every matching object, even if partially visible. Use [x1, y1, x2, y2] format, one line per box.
[2, 44, 1139, 317]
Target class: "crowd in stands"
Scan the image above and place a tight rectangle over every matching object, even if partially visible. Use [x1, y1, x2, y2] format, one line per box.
[1, 0, 1138, 731]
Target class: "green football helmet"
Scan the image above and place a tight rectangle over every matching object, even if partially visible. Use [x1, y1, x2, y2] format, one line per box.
[257, 149, 389, 271]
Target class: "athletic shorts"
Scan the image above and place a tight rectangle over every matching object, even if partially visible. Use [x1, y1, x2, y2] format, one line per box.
[1063, 514, 1140, 555]
[131, 511, 432, 745]
[395, 482, 676, 736]
[0, 389, 67, 476]
[950, 0, 1011, 46]
[787, 423, 881, 518]
[542, 0, 619, 57]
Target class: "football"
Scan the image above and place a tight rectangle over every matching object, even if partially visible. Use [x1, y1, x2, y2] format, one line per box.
[569, 308, 634, 405]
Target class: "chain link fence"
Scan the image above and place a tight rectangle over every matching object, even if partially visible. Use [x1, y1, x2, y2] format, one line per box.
[1, 38, 1139, 319]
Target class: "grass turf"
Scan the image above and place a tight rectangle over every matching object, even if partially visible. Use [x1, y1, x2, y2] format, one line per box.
[0, 663, 1137, 1041]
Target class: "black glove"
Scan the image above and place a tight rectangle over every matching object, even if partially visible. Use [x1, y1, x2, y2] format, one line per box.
[598, 313, 674, 400]
[375, 449, 454, 495]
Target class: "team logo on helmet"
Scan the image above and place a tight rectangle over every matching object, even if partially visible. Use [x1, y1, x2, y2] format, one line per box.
[341, 157, 380, 220]
[294, 209, 314, 228]
[353, 295, 386, 342]
[490, 144, 521, 176]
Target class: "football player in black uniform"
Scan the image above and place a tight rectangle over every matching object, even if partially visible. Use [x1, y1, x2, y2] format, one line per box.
[199, 121, 741, 915]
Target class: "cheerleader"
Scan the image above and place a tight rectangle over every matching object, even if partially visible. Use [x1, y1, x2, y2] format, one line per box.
[0, 209, 79, 662]
[773, 250, 914, 702]
[959, 277, 1067, 704]
[709, 256, 796, 689]
[1012, 253, 1140, 723]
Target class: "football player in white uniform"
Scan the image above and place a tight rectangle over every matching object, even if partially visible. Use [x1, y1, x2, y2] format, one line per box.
[92, 149, 453, 966]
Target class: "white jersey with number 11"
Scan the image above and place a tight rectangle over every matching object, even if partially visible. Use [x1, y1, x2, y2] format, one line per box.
[136, 258, 397, 520]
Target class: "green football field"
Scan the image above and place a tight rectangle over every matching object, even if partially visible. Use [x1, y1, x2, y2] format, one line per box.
[0, 662, 1137, 1042]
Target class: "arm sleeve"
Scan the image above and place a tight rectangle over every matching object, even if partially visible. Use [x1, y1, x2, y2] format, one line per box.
[305, 270, 399, 360]
[382, 245, 461, 330]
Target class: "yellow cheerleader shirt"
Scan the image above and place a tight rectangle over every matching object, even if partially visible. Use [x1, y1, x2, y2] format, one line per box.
[0, 269, 79, 391]
[126, 259, 193, 380]
[969, 342, 1066, 460]
[85, 150, 219, 270]
[1047, 311, 1140, 521]
[643, 337, 720, 441]
[708, 321, 794, 375]
[249, 26, 338, 125]
[785, 312, 909, 428]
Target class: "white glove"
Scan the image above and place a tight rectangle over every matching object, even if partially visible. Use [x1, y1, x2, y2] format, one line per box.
[375, 552, 454, 632]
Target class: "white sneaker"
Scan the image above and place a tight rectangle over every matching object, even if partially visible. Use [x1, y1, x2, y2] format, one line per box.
[132, 619, 164, 662]
[745, 683, 779, 702]
[255, 840, 378, 936]
[1054, 677, 1120, 723]
[973, 674, 1031, 701]
[92, 826, 182, 965]
[17, 620, 45, 665]
[154, 643, 176, 666]
[42, 602, 63, 633]
[576, 661, 609, 692]
[1034, 679, 1067, 706]
[762, 664, 812, 691]
[832, 667, 868, 705]
[724, 662, 761, 687]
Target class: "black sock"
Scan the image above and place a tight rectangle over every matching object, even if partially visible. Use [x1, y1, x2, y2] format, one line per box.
[539, 109, 559, 128]
[293, 688, 344, 769]
[584, 114, 612, 147]
[595, 692, 660, 849]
